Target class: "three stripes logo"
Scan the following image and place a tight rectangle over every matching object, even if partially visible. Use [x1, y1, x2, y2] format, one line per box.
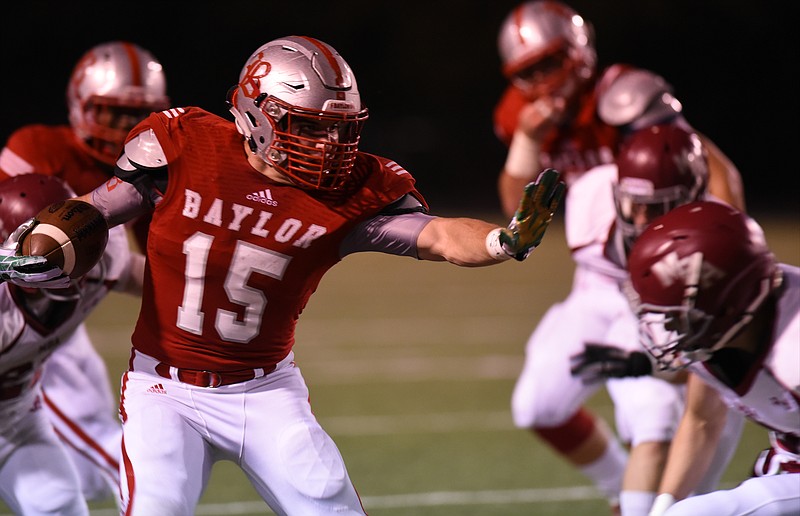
[146, 384, 167, 394]
[246, 189, 278, 206]
[161, 107, 186, 119]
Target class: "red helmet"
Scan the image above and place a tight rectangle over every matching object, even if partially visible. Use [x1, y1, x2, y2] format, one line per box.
[497, 1, 596, 100]
[0, 174, 76, 241]
[627, 201, 780, 370]
[613, 123, 709, 250]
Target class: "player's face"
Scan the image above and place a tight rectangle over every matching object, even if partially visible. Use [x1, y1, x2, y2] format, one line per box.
[85, 101, 152, 158]
[287, 117, 358, 168]
[512, 50, 574, 99]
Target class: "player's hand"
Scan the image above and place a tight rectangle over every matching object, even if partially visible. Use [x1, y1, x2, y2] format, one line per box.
[569, 343, 654, 384]
[518, 97, 566, 139]
[499, 168, 565, 260]
[0, 219, 71, 289]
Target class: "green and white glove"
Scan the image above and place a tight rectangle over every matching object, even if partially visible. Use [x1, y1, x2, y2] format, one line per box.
[0, 218, 70, 289]
[489, 168, 566, 261]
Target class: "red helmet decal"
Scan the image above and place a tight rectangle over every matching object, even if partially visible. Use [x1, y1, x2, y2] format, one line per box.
[239, 53, 272, 99]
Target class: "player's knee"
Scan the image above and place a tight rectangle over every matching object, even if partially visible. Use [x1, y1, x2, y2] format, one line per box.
[279, 421, 351, 500]
[21, 487, 87, 515]
[619, 403, 681, 445]
[512, 399, 575, 429]
[511, 385, 575, 429]
[126, 495, 188, 516]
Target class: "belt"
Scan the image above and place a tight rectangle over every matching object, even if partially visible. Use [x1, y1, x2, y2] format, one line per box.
[154, 363, 274, 388]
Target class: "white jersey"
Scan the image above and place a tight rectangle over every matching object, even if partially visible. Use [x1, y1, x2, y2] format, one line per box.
[564, 164, 626, 279]
[0, 225, 132, 406]
[689, 264, 800, 437]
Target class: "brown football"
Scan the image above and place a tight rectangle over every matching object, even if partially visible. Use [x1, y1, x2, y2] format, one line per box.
[20, 200, 109, 279]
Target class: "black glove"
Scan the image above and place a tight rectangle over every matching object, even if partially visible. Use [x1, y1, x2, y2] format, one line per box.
[570, 343, 653, 384]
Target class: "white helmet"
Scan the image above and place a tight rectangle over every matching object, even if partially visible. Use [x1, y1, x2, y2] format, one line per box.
[227, 36, 368, 192]
[67, 41, 170, 165]
[497, 1, 596, 99]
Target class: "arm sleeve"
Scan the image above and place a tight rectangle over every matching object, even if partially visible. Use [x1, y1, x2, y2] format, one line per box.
[339, 211, 435, 259]
[89, 178, 151, 228]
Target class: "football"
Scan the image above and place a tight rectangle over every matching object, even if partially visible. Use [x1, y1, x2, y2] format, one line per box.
[20, 199, 109, 279]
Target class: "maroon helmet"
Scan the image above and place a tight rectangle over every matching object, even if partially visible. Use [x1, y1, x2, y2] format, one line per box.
[613, 123, 709, 250]
[0, 174, 76, 241]
[627, 201, 780, 370]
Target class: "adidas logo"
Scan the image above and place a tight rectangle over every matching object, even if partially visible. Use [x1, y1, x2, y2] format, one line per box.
[246, 189, 278, 206]
[161, 107, 186, 119]
[146, 384, 167, 394]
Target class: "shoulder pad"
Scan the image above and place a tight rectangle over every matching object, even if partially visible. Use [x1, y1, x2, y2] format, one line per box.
[597, 69, 682, 128]
[123, 129, 167, 169]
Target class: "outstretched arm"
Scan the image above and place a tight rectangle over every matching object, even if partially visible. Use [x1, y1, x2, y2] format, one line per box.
[649, 374, 729, 515]
[418, 169, 565, 265]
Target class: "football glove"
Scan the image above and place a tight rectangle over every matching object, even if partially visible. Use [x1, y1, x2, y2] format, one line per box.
[0, 218, 70, 289]
[570, 343, 653, 384]
[499, 168, 566, 261]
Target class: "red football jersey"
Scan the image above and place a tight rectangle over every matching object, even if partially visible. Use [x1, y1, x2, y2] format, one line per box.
[492, 66, 626, 186]
[0, 125, 113, 194]
[128, 107, 422, 371]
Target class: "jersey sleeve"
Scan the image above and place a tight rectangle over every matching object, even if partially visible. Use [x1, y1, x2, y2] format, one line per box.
[565, 163, 617, 251]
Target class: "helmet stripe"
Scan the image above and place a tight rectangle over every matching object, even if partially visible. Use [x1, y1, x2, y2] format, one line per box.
[296, 36, 346, 87]
[120, 41, 143, 86]
[512, 5, 525, 45]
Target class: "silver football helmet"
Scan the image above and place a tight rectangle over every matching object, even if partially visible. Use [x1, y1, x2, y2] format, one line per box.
[227, 36, 368, 192]
[497, 1, 596, 100]
[67, 41, 170, 166]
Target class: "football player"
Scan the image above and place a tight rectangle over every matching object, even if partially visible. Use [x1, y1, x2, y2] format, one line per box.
[0, 174, 143, 514]
[623, 201, 798, 515]
[0, 36, 564, 514]
[0, 41, 167, 504]
[494, 2, 746, 513]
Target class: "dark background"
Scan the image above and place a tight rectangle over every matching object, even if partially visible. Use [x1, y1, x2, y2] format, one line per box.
[2, 1, 797, 218]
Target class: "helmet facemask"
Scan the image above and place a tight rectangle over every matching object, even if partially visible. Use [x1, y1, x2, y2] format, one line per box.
[637, 304, 715, 371]
[614, 179, 693, 250]
[260, 97, 366, 191]
[75, 93, 169, 165]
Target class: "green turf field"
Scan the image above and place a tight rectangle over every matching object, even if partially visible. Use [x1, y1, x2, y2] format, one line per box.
[2, 216, 797, 515]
